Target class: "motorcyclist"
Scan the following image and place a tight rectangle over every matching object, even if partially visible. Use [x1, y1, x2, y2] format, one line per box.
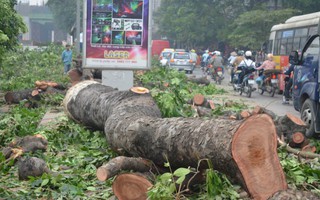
[201, 50, 210, 68]
[210, 51, 224, 78]
[255, 53, 276, 85]
[230, 50, 244, 83]
[282, 64, 294, 104]
[236, 51, 255, 87]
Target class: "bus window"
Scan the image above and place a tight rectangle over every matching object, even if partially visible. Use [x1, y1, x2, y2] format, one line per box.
[280, 39, 288, 55]
[295, 28, 308, 37]
[299, 37, 308, 49]
[309, 26, 318, 36]
[293, 38, 300, 51]
[282, 30, 294, 38]
[286, 38, 293, 54]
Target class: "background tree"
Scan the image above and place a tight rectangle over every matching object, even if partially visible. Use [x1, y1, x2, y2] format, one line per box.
[0, 0, 27, 63]
[155, 0, 319, 52]
[227, 9, 298, 50]
[46, 0, 77, 34]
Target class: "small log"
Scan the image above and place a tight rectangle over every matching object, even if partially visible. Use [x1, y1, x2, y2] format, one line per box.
[9, 134, 48, 153]
[4, 86, 65, 105]
[4, 89, 39, 104]
[112, 173, 153, 200]
[276, 113, 306, 139]
[187, 76, 210, 85]
[288, 132, 305, 148]
[278, 138, 320, 159]
[301, 145, 317, 153]
[240, 110, 251, 119]
[18, 157, 50, 180]
[193, 94, 205, 106]
[196, 106, 212, 117]
[97, 156, 154, 181]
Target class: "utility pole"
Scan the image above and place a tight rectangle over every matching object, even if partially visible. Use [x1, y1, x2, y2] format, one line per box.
[76, 0, 81, 53]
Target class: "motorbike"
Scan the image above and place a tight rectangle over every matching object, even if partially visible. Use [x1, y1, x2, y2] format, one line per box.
[257, 69, 281, 97]
[233, 66, 256, 98]
[211, 66, 224, 85]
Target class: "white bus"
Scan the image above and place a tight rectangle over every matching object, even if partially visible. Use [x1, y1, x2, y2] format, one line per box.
[267, 12, 320, 92]
[269, 12, 320, 57]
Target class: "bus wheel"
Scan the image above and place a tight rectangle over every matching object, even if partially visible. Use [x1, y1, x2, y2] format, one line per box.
[301, 99, 316, 137]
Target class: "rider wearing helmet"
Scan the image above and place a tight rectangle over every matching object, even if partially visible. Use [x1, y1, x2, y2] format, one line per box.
[210, 51, 224, 75]
[230, 50, 244, 83]
[236, 51, 256, 85]
[190, 49, 197, 64]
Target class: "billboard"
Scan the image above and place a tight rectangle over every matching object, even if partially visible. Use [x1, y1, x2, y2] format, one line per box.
[83, 0, 151, 69]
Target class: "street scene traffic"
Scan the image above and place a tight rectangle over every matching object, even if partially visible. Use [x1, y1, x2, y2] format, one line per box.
[0, 0, 320, 199]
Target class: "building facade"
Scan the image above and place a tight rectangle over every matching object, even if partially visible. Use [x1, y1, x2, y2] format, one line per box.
[15, 2, 66, 46]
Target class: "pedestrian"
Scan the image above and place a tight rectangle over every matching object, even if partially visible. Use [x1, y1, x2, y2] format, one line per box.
[61, 44, 73, 74]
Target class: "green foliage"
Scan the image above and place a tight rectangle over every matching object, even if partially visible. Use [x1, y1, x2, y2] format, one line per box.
[148, 160, 193, 200]
[137, 66, 225, 117]
[155, 0, 319, 50]
[228, 9, 298, 50]
[0, 0, 27, 64]
[279, 150, 320, 196]
[0, 111, 115, 199]
[0, 44, 69, 91]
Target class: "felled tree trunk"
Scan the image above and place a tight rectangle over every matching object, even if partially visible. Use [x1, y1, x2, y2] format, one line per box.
[63, 81, 287, 200]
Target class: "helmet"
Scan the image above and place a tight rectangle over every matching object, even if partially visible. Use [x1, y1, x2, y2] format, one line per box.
[205, 50, 209, 53]
[191, 49, 195, 53]
[245, 51, 252, 57]
[215, 51, 221, 56]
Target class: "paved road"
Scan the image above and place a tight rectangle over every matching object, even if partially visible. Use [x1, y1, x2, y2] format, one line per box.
[190, 67, 300, 117]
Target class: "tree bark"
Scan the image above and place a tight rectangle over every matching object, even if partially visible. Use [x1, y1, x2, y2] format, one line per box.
[63, 81, 288, 199]
[97, 156, 154, 181]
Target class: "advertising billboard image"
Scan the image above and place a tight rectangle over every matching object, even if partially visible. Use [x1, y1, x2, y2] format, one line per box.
[84, 0, 150, 69]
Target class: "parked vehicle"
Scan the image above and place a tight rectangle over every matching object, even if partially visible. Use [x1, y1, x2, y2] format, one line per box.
[290, 34, 320, 137]
[169, 51, 195, 74]
[257, 69, 281, 97]
[233, 66, 256, 98]
[151, 40, 170, 56]
[159, 48, 175, 66]
[212, 66, 224, 85]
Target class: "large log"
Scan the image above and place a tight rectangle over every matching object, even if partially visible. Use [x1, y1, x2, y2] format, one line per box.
[63, 81, 287, 199]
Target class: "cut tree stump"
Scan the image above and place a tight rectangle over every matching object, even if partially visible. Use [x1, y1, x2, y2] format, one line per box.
[63, 81, 288, 199]
[112, 173, 153, 200]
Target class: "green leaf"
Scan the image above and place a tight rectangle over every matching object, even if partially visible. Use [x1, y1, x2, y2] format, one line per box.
[41, 179, 49, 187]
[87, 186, 96, 191]
[160, 173, 172, 182]
[164, 162, 170, 167]
[173, 168, 191, 177]
[175, 175, 186, 185]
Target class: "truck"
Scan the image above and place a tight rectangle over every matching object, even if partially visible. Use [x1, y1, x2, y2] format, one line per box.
[290, 33, 320, 137]
[151, 40, 170, 56]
